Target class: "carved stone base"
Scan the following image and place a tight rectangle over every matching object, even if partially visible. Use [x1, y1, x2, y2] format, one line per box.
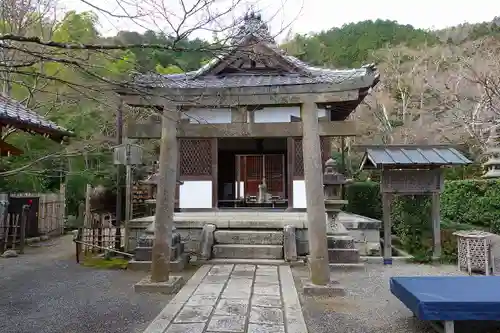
[134, 275, 184, 294]
[133, 221, 187, 270]
[302, 279, 346, 296]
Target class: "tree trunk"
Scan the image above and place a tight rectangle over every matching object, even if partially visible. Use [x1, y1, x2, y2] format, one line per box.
[150, 106, 178, 282]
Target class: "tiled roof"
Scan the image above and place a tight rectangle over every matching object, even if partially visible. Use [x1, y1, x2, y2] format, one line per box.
[0, 94, 72, 139]
[359, 145, 472, 169]
[131, 13, 380, 90]
[133, 65, 378, 89]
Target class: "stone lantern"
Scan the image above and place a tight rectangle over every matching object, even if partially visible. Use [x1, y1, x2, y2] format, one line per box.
[323, 158, 349, 234]
[323, 158, 360, 267]
[483, 148, 500, 179]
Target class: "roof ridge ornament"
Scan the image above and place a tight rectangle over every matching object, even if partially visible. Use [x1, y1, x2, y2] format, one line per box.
[232, 10, 275, 45]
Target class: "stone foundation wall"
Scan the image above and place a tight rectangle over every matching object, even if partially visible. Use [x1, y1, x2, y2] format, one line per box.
[128, 212, 381, 257]
[295, 227, 380, 256]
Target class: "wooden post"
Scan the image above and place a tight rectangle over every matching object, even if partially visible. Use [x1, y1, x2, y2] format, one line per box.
[84, 184, 92, 228]
[19, 205, 29, 254]
[150, 105, 179, 283]
[382, 192, 392, 265]
[124, 142, 133, 253]
[431, 192, 441, 259]
[59, 183, 66, 235]
[301, 100, 330, 285]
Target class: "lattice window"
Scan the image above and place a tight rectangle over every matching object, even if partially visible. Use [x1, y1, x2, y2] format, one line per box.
[293, 138, 328, 177]
[179, 139, 212, 176]
[293, 139, 304, 177]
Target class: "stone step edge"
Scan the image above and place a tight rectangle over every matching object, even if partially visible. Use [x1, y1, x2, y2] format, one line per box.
[205, 258, 288, 265]
[214, 230, 284, 245]
[329, 263, 365, 271]
[128, 254, 189, 272]
[212, 244, 284, 248]
[212, 244, 284, 260]
[213, 230, 284, 233]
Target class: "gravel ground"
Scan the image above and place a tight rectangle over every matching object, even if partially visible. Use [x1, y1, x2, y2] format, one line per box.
[294, 262, 500, 333]
[0, 235, 194, 333]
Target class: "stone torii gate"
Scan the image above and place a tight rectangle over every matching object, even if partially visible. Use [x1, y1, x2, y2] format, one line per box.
[118, 13, 379, 286]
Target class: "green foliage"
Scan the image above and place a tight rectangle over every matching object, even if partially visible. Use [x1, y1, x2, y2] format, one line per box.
[468, 22, 500, 41]
[112, 31, 211, 73]
[345, 182, 382, 220]
[441, 179, 500, 232]
[442, 164, 484, 180]
[0, 10, 135, 217]
[346, 179, 500, 262]
[282, 20, 440, 68]
[155, 64, 184, 74]
[82, 255, 128, 269]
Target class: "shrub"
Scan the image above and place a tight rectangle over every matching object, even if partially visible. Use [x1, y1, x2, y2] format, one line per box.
[441, 179, 500, 232]
[345, 181, 382, 220]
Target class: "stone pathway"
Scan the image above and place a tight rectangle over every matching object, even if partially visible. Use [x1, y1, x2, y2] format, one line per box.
[142, 264, 307, 333]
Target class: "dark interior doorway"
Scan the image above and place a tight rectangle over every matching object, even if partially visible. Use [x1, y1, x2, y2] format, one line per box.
[7, 196, 40, 238]
[217, 138, 288, 209]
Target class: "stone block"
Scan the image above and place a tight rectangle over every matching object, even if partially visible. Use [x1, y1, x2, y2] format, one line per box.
[329, 263, 365, 271]
[128, 253, 189, 272]
[283, 225, 298, 262]
[327, 235, 355, 249]
[250, 306, 284, 325]
[199, 224, 216, 260]
[134, 247, 152, 261]
[253, 283, 280, 296]
[251, 295, 282, 308]
[214, 230, 283, 245]
[165, 323, 205, 333]
[212, 244, 283, 259]
[134, 275, 183, 294]
[134, 244, 182, 262]
[207, 315, 246, 332]
[214, 298, 248, 316]
[296, 241, 309, 256]
[348, 229, 380, 243]
[302, 280, 346, 297]
[328, 248, 360, 263]
[326, 220, 349, 235]
[366, 241, 381, 255]
[177, 228, 203, 253]
[174, 305, 214, 323]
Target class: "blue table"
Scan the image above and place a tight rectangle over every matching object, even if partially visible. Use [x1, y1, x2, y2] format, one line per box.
[390, 276, 500, 333]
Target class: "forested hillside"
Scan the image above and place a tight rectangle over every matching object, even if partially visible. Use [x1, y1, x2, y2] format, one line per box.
[1, 4, 499, 214]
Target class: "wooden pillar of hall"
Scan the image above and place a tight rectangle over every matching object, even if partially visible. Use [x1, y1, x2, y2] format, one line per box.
[301, 100, 330, 285]
[286, 137, 294, 211]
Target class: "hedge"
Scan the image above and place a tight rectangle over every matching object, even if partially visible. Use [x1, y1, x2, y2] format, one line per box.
[344, 179, 500, 262]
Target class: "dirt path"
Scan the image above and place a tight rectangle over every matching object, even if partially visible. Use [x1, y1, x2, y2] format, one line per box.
[0, 235, 170, 333]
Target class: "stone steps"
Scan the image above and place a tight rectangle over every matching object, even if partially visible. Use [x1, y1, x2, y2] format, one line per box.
[211, 229, 285, 260]
[207, 258, 288, 265]
[214, 230, 283, 245]
[326, 235, 361, 266]
[212, 244, 283, 259]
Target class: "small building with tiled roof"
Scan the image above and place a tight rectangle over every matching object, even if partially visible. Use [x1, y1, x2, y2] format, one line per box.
[120, 12, 380, 211]
[0, 94, 73, 155]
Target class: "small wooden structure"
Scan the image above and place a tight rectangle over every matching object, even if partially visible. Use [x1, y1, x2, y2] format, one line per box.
[0, 94, 73, 155]
[0, 95, 71, 252]
[359, 144, 472, 264]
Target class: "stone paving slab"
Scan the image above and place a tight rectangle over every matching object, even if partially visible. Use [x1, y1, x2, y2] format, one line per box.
[141, 264, 308, 333]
